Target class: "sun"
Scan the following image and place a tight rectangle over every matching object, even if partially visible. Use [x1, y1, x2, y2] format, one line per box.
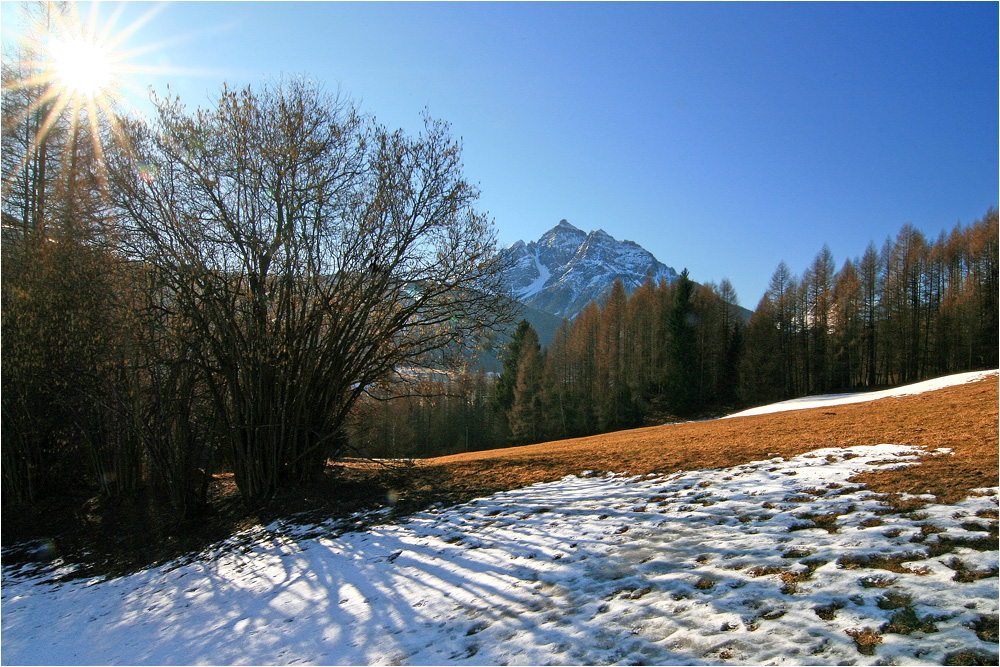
[49, 33, 117, 98]
[3, 1, 205, 203]
[1, 2, 158, 216]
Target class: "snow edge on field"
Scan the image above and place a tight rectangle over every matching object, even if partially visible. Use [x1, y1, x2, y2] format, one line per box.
[725, 369, 998, 419]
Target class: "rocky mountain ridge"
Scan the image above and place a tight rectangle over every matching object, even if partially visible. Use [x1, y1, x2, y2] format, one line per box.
[504, 220, 679, 318]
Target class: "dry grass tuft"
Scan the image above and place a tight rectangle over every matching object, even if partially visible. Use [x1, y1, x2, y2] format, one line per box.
[618, 586, 652, 600]
[910, 523, 946, 543]
[875, 494, 930, 516]
[814, 600, 846, 621]
[942, 557, 1000, 583]
[858, 574, 897, 588]
[790, 511, 842, 534]
[778, 561, 825, 595]
[748, 565, 786, 577]
[758, 608, 786, 620]
[837, 552, 929, 575]
[926, 534, 1000, 557]
[782, 547, 814, 559]
[801, 557, 830, 571]
[960, 520, 999, 534]
[876, 590, 913, 610]
[971, 614, 999, 643]
[880, 606, 939, 635]
[943, 648, 1000, 665]
[693, 576, 717, 590]
[846, 627, 883, 655]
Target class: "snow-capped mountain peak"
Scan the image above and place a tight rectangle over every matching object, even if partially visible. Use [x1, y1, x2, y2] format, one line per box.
[554, 219, 581, 232]
[504, 220, 679, 318]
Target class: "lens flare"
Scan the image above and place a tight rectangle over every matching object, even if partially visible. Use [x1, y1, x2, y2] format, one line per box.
[139, 163, 159, 183]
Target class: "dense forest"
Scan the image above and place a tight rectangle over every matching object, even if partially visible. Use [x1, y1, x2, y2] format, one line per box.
[742, 218, 998, 402]
[354, 210, 998, 457]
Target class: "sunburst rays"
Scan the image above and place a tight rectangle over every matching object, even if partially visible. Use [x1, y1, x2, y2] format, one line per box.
[2, 2, 199, 205]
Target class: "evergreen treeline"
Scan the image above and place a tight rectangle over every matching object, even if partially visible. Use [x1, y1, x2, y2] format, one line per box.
[354, 270, 745, 454]
[355, 211, 998, 455]
[741, 212, 998, 404]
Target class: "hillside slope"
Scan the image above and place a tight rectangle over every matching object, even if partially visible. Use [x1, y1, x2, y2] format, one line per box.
[409, 371, 998, 506]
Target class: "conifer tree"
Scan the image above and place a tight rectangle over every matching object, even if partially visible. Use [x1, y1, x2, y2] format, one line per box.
[857, 242, 882, 386]
[767, 262, 795, 398]
[665, 269, 698, 415]
[739, 294, 782, 404]
[832, 258, 862, 387]
[808, 245, 835, 392]
[968, 209, 998, 368]
[692, 283, 721, 408]
[597, 279, 631, 430]
[623, 275, 660, 398]
[508, 325, 544, 445]
[541, 318, 575, 440]
[718, 278, 742, 405]
[570, 301, 603, 433]
[495, 319, 536, 424]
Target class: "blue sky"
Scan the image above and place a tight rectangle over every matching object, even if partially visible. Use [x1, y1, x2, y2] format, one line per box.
[3, 1, 997, 307]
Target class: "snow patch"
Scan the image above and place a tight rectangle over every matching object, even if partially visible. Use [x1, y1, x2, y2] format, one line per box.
[516, 248, 551, 299]
[726, 369, 998, 419]
[3, 442, 997, 665]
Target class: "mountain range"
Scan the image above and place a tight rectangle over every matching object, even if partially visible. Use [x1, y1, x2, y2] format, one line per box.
[504, 220, 679, 319]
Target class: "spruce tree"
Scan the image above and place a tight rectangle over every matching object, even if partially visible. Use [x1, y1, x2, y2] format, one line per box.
[495, 319, 537, 417]
[665, 268, 698, 416]
[508, 325, 543, 445]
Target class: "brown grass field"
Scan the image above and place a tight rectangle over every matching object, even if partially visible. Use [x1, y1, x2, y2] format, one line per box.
[382, 376, 998, 508]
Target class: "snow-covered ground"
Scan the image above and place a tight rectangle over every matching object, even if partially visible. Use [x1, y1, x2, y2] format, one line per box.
[3, 374, 998, 665]
[725, 369, 998, 419]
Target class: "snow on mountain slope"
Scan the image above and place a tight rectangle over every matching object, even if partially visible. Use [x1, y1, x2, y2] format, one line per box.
[505, 220, 679, 318]
[725, 369, 999, 419]
[515, 247, 551, 300]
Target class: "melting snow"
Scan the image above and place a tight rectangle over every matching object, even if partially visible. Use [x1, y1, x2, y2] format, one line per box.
[726, 369, 998, 419]
[2, 373, 998, 665]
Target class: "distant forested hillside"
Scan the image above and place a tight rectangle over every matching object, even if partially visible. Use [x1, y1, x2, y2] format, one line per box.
[354, 210, 998, 458]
